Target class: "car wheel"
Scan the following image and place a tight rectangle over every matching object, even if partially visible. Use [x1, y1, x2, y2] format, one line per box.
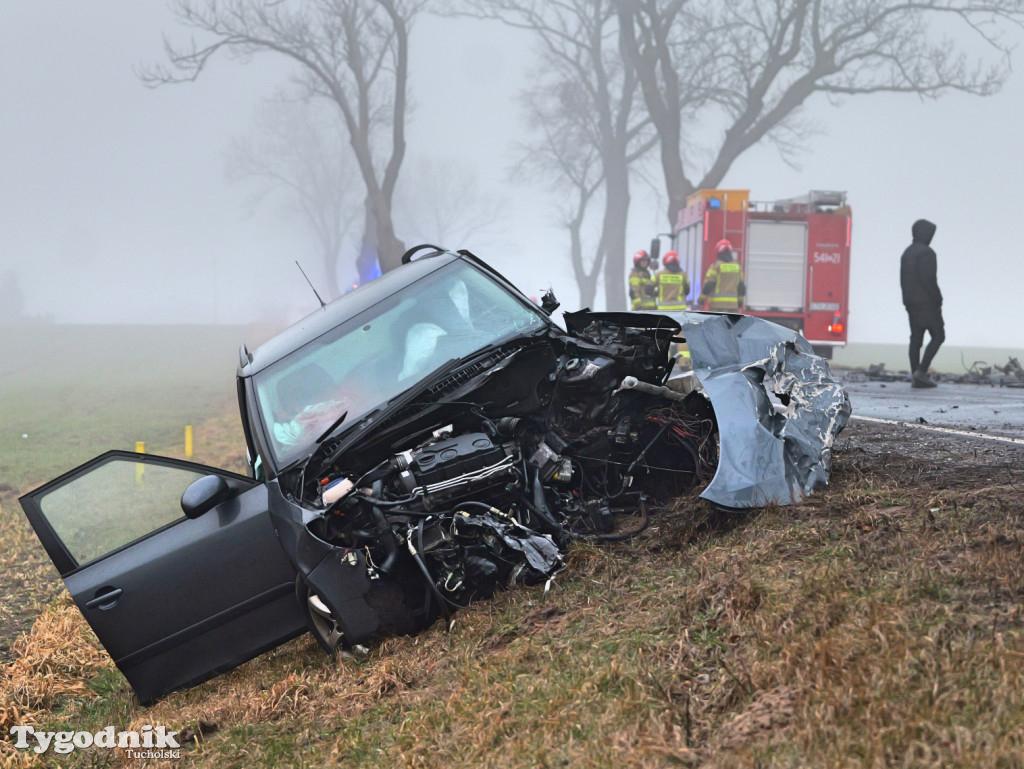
[295, 575, 349, 654]
[296, 575, 420, 655]
[302, 582, 345, 654]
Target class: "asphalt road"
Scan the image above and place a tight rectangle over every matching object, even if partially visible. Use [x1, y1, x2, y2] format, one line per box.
[839, 376, 1024, 441]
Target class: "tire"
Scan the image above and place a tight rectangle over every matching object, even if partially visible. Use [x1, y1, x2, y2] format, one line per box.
[296, 576, 343, 654]
[296, 575, 420, 655]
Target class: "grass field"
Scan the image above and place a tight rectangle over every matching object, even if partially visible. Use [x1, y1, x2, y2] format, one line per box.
[0, 324, 257, 496]
[2, 325, 1024, 767]
[0, 324, 258, 663]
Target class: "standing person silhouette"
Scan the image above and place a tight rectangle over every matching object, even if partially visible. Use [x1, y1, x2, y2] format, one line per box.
[900, 219, 944, 388]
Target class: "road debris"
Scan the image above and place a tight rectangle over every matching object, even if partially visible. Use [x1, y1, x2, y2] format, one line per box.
[842, 356, 1024, 387]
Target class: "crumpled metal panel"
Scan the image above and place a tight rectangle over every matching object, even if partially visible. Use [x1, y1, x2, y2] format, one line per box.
[676, 312, 851, 509]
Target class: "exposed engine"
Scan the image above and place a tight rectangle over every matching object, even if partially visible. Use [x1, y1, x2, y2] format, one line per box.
[291, 313, 717, 647]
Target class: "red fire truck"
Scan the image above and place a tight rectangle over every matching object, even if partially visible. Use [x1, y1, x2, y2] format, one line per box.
[662, 188, 851, 357]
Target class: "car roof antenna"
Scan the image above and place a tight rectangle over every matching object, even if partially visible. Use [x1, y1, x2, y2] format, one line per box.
[295, 261, 327, 310]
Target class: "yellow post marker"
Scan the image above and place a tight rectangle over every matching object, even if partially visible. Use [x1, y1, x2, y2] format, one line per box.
[185, 425, 194, 459]
[135, 441, 146, 484]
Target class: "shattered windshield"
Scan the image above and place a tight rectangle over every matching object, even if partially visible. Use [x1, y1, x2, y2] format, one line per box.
[253, 260, 548, 469]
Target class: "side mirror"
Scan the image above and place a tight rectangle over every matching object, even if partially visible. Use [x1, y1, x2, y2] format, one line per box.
[649, 238, 661, 263]
[540, 288, 560, 315]
[181, 474, 233, 520]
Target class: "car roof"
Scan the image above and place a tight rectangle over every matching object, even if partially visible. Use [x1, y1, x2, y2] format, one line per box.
[239, 252, 459, 376]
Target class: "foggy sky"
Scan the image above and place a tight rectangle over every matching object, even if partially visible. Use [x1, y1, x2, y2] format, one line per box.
[1, 2, 1022, 348]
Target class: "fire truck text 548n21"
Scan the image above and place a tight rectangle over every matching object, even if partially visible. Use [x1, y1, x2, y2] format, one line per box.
[813, 250, 842, 264]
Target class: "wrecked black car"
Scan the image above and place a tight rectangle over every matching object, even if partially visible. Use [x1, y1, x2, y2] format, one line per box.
[20, 247, 850, 704]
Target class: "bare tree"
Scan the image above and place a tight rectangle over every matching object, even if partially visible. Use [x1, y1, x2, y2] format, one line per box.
[226, 98, 362, 298]
[514, 80, 607, 307]
[617, 0, 1024, 226]
[393, 155, 508, 251]
[143, 0, 422, 276]
[457, 0, 654, 310]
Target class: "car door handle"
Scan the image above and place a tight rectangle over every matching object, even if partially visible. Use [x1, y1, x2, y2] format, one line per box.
[85, 588, 123, 609]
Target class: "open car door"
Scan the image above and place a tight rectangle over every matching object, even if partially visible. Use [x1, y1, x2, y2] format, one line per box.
[19, 450, 306, 704]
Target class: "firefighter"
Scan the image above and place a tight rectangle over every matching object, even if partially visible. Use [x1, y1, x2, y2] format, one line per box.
[655, 251, 690, 311]
[628, 250, 657, 311]
[652, 250, 692, 368]
[699, 239, 745, 311]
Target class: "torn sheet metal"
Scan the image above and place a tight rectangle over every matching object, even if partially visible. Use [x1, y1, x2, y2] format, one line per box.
[676, 312, 851, 509]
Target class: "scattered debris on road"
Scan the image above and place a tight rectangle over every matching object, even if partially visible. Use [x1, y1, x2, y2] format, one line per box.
[841, 356, 1024, 387]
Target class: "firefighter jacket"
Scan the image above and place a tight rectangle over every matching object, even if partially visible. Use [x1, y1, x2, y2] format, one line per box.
[699, 256, 745, 311]
[654, 267, 690, 311]
[629, 268, 657, 310]
[900, 219, 942, 308]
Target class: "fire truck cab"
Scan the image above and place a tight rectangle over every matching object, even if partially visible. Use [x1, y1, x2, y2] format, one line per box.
[668, 188, 851, 358]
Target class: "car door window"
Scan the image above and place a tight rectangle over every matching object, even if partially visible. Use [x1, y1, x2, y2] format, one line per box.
[38, 457, 204, 567]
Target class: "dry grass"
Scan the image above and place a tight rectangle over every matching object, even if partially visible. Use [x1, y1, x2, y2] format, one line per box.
[2, 420, 1024, 768]
[0, 595, 113, 769]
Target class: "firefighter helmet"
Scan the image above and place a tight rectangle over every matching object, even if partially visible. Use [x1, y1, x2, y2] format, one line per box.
[715, 239, 733, 255]
[663, 250, 680, 267]
[633, 250, 649, 267]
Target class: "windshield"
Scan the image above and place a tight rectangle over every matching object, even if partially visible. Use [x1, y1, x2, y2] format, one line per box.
[252, 259, 548, 469]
